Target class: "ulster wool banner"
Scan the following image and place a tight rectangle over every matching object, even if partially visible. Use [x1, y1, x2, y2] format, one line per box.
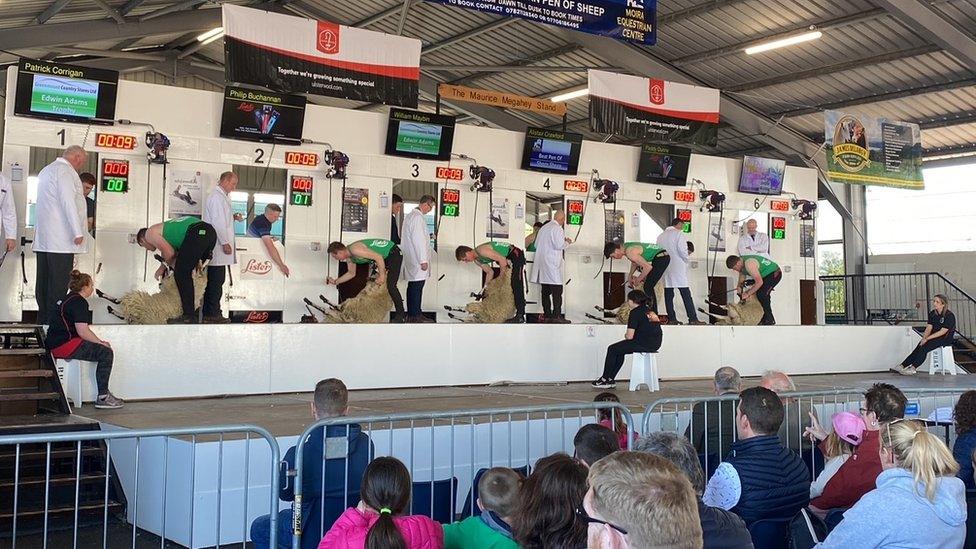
[824, 110, 924, 190]
[588, 70, 720, 146]
[223, 5, 421, 107]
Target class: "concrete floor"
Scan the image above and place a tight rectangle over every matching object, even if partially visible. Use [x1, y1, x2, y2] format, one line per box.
[76, 371, 976, 436]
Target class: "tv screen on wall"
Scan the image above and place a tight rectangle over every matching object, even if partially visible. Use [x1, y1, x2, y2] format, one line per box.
[520, 127, 583, 175]
[219, 86, 307, 144]
[14, 58, 119, 124]
[384, 108, 457, 161]
[738, 155, 786, 195]
[636, 143, 691, 185]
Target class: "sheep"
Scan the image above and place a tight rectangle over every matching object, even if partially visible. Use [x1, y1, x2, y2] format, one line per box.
[445, 270, 516, 323]
[323, 282, 394, 324]
[698, 298, 764, 326]
[98, 273, 207, 324]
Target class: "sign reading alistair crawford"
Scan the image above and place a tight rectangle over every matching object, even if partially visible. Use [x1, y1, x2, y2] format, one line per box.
[588, 70, 720, 146]
[222, 5, 421, 107]
[824, 110, 924, 190]
[425, 0, 656, 44]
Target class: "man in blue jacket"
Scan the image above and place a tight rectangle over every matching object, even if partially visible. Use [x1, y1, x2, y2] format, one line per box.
[250, 378, 372, 549]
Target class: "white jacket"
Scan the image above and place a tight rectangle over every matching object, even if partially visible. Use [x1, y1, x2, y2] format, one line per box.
[202, 186, 236, 266]
[529, 221, 568, 285]
[737, 231, 771, 258]
[401, 208, 431, 282]
[33, 158, 86, 254]
[656, 226, 690, 288]
[0, 173, 15, 243]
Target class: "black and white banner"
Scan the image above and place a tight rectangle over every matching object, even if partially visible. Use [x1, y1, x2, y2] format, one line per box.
[223, 5, 421, 107]
[587, 69, 720, 146]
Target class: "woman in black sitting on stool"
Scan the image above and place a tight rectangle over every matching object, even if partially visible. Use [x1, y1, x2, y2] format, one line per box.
[592, 290, 663, 389]
[892, 294, 955, 376]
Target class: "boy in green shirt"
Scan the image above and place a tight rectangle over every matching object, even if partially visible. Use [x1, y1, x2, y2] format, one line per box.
[726, 254, 782, 325]
[327, 239, 406, 322]
[455, 242, 526, 323]
[443, 467, 522, 549]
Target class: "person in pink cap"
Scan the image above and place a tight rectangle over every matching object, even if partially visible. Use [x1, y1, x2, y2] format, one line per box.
[806, 411, 866, 499]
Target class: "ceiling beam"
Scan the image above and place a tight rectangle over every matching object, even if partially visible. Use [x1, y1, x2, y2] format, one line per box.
[90, 0, 126, 24]
[772, 77, 976, 118]
[41, 46, 168, 61]
[422, 18, 518, 55]
[138, 0, 208, 22]
[873, 0, 976, 67]
[33, 0, 73, 24]
[395, 0, 413, 36]
[424, 64, 613, 73]
[119, 0, 148, 16]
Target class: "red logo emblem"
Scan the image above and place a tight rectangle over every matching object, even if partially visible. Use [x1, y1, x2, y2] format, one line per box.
[649, 79, 665, 105]
[243, 259, 273, 276]
[237, 102, 255, 113]
[245, 311, 269, 323]
[317, 22, 340, 54]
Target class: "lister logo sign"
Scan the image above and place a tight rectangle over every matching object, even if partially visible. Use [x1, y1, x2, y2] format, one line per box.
[316, 21, 340, 54]
[241, 255, 273, 279]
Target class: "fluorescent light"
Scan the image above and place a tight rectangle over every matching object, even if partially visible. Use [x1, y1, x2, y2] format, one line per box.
[549, 87, 589, 103]
[744, 30, 822, 55]
[196, 27, 224, 44]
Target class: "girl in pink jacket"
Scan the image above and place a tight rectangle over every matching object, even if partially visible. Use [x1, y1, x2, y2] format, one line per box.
[319, 456, 444, 549]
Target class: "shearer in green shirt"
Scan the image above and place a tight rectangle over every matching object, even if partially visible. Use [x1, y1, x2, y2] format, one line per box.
[326, 238, 405, 322]
[726, 254, 782, 325]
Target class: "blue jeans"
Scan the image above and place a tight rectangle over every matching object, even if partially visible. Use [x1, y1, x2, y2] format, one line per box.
[407, 280, 425, 317]
[664, 287, 699, 322]
[250, 509, 293, 549]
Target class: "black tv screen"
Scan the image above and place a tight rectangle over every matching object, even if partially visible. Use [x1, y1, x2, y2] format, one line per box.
[738, 155, 786, 195]
[14, 58, 119, 125]
[520, 127, 583, 175]
[636, 143, 691, 186]
[220, 86, 307, 144]
[385, 109, 457, 161]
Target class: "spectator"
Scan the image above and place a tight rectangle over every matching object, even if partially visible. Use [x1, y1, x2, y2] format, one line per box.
[635, 432, 753, 549]
[80, 172, 96, 234]
[952, 390, 976, 490]
[511, 453, 588, 548]
[584, 451, 703, 549]
[251, 379, 371, 549]
[816, 420, 966, 548]
[443, 467, 522, 549]
[685, 366, 741, 467]
[702, 387, 809, 525]
[594, 392, 638, 449]
[574, 424, 620, 467]
[320, 456, 442, 549]
[807, 411, 864, 499]
[761, 370, 816, 452]
[809, 382, 906, 512]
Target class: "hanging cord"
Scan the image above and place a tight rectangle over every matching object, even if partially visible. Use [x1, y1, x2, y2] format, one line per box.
[143, 159, 152, 282]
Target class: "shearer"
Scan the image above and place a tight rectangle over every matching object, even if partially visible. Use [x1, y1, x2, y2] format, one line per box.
[603, 241, 671, 313]
[454, 241, 526, 324]
[726, 254, 782, 326]
[326, 239, 405, 323]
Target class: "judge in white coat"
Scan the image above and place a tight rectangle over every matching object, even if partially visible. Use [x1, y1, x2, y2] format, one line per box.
[402, 195, 435, 323]
[530, 211, 573, 323]
[736, 219, 771, 258]
[0, 172, 16, 254]
[656, 217, 704, 325]
[201, 171, 239, 323]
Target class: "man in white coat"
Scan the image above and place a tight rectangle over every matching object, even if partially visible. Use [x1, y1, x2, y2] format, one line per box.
[201, 171, 239, 323]
[33, 145, 88, 324]
[736, 219, 771, 258]
[1, 170, 16, 255]
[402, 195, 435, 322]
[656, 217, 704, 325]
[530, 211, 573, 323]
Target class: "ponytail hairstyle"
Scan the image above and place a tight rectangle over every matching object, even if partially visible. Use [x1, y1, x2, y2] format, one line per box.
[627, 289, 649, 307]
[68, 270, 93, 293]
[881, 419, 959, 501]
[361, 457, 411, 549]
[934, 293, 950, 314]
[594, 392, 628, 442]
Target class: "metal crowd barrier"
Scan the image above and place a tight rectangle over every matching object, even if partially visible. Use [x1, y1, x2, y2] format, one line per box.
[0, 424, 280, 549]
[290, 402, 635, 549]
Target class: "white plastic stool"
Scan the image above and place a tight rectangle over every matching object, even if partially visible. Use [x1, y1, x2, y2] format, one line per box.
[629, 353, 660, 392]
[928, 346, 959, 376]
[55, 359, 98, 407]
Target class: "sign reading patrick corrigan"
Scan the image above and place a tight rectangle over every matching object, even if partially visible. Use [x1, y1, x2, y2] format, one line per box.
[222, 5, 421, 107]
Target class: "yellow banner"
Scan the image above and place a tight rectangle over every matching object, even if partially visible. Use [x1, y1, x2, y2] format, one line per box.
[437, 84, 567, 117]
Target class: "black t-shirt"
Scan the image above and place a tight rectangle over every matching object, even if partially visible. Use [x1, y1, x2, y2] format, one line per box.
[928, 309, 956, 343]
[86, 196, 96, 218]
[627, 304, 663, 348]
[46, 292, 91, 349]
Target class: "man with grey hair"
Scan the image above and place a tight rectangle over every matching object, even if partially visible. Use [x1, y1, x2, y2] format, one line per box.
[761, 370, 816, 452]
[736, 218, 770, 259]
[34, 145, 88, 324]
[402, 194, 435, 322]
[635, 432, 753, 548]
[684, 367, 741, 469]
[201, 171, 239, 323]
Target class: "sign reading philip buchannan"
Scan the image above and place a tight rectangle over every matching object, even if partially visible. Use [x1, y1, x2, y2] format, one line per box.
[437, 84, 567, 116]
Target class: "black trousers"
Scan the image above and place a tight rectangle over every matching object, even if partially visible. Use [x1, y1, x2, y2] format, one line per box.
[66, 340, 113, 395]
[541, 284, 563, 317]
[406, 280, 425, 317]
[756, 270, 782, 325]
[203, 265, 226, 317]
[175, 222, 217, 317]
[601, 338, 660, 381]
[665, 287, 699, 322]
[385, 247, 405, 315]
[902, 339, 950, 368]
[508, 248, 526, 316]
[641, 254, 671, 313]
[35, 252, 75, 325]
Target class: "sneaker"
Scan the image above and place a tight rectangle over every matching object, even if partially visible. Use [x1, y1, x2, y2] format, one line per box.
[504, 315, 526, 324]
[551, 317, 571, 324]
[900, 366, 918, 376]
[688, 320, 707, 326]
[94, 393, 124, 409]
[166, 315, 197, 324]
[417, 315, 436, 323]
[202, 315, 231, 324]
[591, 377, 616, 389]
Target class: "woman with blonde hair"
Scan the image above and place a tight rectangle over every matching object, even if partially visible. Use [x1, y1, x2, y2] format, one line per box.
[892, 294, 955, 375]
[816, 419, 966, 548]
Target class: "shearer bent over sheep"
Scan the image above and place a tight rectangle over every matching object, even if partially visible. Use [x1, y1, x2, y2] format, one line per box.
[326, 238, 406, 323]
[455, 241, 526, 324]
[135, 216, 216, 324]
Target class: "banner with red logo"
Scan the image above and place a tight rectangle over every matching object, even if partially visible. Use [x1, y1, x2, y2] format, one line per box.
[239, 254, 275, 280]
[587, 69, 720, 146]
[223, 5, 421, 107]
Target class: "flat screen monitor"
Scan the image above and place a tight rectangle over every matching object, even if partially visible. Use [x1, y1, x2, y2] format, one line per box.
[520, 127, 583, 175]
[220, 86, 307, 144]
[738, 155, 786, 195]
[14, 58, 119, 124]
[636, 143, 691, 185]
[384, 109, 456, 161]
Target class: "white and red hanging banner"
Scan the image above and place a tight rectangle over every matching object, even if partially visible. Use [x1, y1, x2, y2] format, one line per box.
[222, 5, 421, 107]
[587, 69, 720, 146]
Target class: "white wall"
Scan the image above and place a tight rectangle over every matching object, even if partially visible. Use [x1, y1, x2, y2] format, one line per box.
[869, 252, 976, 298]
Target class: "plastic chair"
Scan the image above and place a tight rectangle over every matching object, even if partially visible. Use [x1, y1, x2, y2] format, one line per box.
[928, 346, 958, 375]
[55, 358, 97, 407]
[629, 353, 660, 392]
[459, 465, 530, 519]
[748, 517, 792, 549]
[411, 477, 458, 523]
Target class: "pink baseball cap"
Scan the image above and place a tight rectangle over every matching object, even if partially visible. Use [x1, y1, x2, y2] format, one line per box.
[832, 411, 865, 446]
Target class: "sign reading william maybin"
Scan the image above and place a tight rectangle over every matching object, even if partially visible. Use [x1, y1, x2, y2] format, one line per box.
[824, 109, 924, 190]
[425, 0, 657, 44]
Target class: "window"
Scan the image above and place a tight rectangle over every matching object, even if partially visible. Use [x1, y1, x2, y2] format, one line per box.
[403, 203, 436, 247]
[817, 200, 844, 276]
[231, 191, 285, 239]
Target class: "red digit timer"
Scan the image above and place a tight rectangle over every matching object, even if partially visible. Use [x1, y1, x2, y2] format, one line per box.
[677, 209, 692, 222]
[442, 189, 460, 203]
[291, 176, 313, 192]
[772, 216, 787, 229]
[103, 160, 129, 176]
[567, 200, 584, 214]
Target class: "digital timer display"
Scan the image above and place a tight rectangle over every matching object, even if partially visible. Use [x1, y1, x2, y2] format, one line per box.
[440, 188, 460, 217]
[284, 151, 319, 167]
[95, 133, 137, 150]
[771, 215, 787, 240]
[436, 166, 465, 181]
[100, 159, 130, 193]
[677, 208, 692, 233]
[290, 175, 313, 206]
[564, 180, 589, 193]
[770, 200, 790, 212]
[566, 199, 584, 225]
[674, 190, 697, 203]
